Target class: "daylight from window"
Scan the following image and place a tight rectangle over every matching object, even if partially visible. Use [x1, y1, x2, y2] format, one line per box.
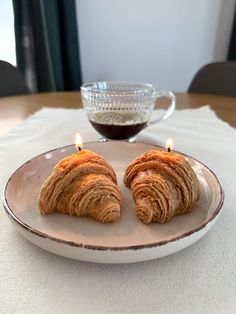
[0, 1, 16, 65]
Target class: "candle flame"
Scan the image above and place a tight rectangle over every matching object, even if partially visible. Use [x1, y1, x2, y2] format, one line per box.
[165, 138, 173, 152]
[75, 132, 83, 150]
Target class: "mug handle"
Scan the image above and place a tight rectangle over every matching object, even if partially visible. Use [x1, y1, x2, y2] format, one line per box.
[149, 90, 176, 125]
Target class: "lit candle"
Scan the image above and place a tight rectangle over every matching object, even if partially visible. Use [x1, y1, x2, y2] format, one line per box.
[75, 132, 83, 152]
[165, 138, 173, 153]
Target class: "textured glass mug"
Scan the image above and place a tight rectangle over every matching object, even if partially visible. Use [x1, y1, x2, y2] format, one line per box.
[81, 81, 176, 141]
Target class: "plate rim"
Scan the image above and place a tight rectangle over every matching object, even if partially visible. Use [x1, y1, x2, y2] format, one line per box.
[2, 141, 224, 251]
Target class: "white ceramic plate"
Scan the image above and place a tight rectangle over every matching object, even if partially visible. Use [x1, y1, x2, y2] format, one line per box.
[3, 141, 224, 264]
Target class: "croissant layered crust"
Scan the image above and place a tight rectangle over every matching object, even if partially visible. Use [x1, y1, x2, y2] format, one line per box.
[39, 150, 121, 223]
[124, 150, 200, 224]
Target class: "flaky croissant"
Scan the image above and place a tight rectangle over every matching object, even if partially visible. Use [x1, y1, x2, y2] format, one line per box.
[124, 150, 200, 224]
[39, 150, 121, 223]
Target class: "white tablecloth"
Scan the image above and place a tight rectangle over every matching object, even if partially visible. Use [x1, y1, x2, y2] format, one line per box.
[0, 106, 236, 314]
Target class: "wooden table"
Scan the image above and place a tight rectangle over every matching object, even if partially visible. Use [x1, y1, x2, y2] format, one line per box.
[0, 92, 235, 136]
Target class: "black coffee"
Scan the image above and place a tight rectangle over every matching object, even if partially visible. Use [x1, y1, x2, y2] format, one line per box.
[88, 111, 148, 140]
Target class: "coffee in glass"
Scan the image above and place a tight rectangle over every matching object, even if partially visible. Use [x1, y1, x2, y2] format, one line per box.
[81, 81, 175, 141]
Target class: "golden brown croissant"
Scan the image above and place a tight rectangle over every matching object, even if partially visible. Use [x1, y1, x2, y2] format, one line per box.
[124, 150, 200, 224]
[39, 150, 121, 223]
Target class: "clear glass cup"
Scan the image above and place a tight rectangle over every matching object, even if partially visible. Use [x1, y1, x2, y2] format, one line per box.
[81, 81, 175, 141]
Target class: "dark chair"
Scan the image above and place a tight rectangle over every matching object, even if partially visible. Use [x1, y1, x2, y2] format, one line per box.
[188, 62, 236, 97]
[0, 60, 30, 97]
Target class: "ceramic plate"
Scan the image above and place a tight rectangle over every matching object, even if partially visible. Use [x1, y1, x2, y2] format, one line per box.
[3, 141, 224, 264]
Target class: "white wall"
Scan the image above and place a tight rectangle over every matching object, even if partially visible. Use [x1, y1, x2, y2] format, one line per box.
[76, 0, 236, 92]
[0, 1, 16, 65]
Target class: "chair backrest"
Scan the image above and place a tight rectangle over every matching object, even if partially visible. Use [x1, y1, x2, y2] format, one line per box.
[0, 60, 30, 97]
[188, 62, 236, 97]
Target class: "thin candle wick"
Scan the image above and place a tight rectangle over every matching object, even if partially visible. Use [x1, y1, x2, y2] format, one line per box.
[167, 147, 171, 153]
[76, 146, 82, 152]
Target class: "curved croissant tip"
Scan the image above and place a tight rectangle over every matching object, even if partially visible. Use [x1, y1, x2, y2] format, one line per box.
[101, 205, 121, 223]
[136, 205, 153, 224]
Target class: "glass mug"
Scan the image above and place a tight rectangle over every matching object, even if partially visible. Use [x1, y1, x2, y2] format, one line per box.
[81, 81, 175, 141]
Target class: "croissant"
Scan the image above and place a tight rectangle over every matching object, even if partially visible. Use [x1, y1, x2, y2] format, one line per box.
[124, 150, 200, 224]
[38, 150, 121, 223]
